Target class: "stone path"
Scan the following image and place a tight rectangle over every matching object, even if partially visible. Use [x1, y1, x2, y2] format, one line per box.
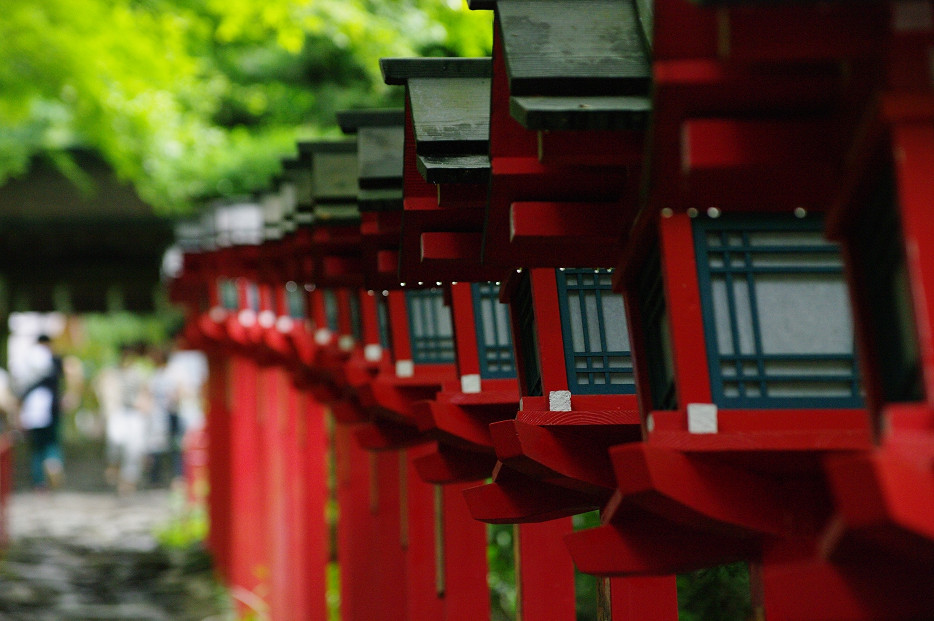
[0, 490, 234, 620]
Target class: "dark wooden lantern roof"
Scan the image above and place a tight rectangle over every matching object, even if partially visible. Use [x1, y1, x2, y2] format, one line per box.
[306, 140, 359, 225]
[336, 109, 407, 290]
[381, 57, 492, 185]
[337, 109, 406, 212]
[478, 0, 653, 131]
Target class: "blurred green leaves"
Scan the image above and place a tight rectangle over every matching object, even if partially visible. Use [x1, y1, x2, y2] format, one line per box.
[0, 0, 492, 213]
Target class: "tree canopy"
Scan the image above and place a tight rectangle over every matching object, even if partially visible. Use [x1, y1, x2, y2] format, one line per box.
[0, 0, 492, 213]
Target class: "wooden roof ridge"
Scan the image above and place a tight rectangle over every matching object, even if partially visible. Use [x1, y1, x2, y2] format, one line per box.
[497, 0, 651, 97]
[380, 57, 492, 84]
[336, 109, 405, 134]
[299, 139, 357, 154]
[380, 58, 492, 183]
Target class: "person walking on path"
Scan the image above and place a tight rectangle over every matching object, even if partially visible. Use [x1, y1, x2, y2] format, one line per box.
[17, 335, 65, 490]
[115, 342, 151, 496]
[145, 346, 183, 487]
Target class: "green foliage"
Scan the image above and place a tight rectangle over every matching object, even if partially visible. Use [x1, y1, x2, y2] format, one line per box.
[487, 523, 516, 621]
[155, 505, 210, 550]
[573, 511, 601, 621]
[326, 561, 340, 621]
[68, 310, 183, 375]
[0, 0, 492, 213]
[678, 562, 754, 621]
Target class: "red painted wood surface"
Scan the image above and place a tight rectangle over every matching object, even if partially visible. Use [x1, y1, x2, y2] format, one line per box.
[658, 213, 712, 407]
[894, 123, 934, 406]
[204, 352, 232, 578]
[450, 282, 480, 378]
[530, 268, 568, 392]
[260, 365, 289, 620]
[439, 484, 490, 621]
[609, 576, 679, 621]
[403, 446, 444, 621]
[516, 519, 576, 621]
[371, 451, 408, 621]
[0, 433, 12, 547]
[760, 539, 934, 620]
[299, 392, 330, 621]
[228, 355, 270, 616]
[333, 424, 371, 621]
[165, 5, 934, 621]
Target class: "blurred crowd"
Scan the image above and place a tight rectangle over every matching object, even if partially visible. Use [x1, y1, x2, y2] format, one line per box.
[0, 335, 206, 495]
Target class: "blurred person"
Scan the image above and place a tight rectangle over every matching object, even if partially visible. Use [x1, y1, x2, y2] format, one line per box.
[0, 367, 20, 430]
[95, 348, 127, 487]
[145, 346, 183, 487]
[17, 335, 64, 490]
[104, 342, 152, 495]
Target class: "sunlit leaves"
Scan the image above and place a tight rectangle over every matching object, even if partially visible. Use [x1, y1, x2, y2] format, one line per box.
[0, 0, 492, 213]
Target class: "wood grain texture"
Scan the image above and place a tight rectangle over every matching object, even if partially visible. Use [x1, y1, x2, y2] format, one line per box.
[511, 95, 650, 131]
[358, 188, 403, 212]
[462, 466, 599, 522]
[610, 443, 797, 537]
[336, 108, 405, 133]
[408, 77, 491, 154]
[499, 0, 650, 96]
[358, 126, 405, 188]
[309, 147, 358, 200]
[566, 516, 756, 576]
[380, 57, 491, 84]
[412, 444, 497, 483]
[417, 154, 490, 185]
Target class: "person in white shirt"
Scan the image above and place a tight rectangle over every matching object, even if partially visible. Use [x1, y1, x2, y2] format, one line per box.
[18, 335, 64, 490]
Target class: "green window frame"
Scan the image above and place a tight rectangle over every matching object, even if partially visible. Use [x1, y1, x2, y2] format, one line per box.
[377, 296, 392, 350]
[219, 278, 239, 311]
[513, 271, 542, 396]
[349, 292, 363, 342]
[852, 169, 922, 403]
[246, 282, 259, 312]
[405, 289, 455, 364]
[694, 215, 863, 409]
[556, 268, 635, 394]
[323, 289, 339, 332]
[285, 282, 306, 319]
[472, 283, 516, 379]
[638, 247, 677, 410]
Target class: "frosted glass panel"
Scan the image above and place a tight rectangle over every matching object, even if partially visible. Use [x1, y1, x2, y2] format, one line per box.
[754, 274, 851, 355]
[406, 289, 455, 364]
[602, 294, 630, 351]
[697, 219, 862, 407]
[557, 269, 634, 394]
[473, 282, 516, 379]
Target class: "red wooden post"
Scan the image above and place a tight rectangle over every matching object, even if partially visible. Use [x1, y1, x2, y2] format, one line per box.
[204, 351, 233, 579]
[403, 445, 444, 620]
[228, 354, 270, 617]
[658, 213, 712, 408]
[373, 450, 409, 620]
[440, 483, 490, 621]
[297, 388, 330, 621]
[333, 423, 368, 621]
[284, 381, 306, 620]
[609, 577, 679, 621]
[516, 520, 576, 621]
[0, 432, 12, 547]
[259, 363, 289, 620]
[335, 424, 407, 621]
